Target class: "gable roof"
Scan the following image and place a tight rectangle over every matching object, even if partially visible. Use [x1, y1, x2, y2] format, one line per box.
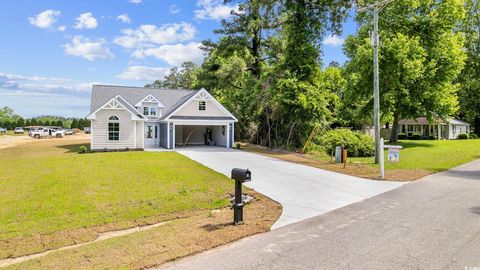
[90, 85, 198, 119]
[398, 116, 470, 126]
[448, 118, 470, 125]
[163, 88, 238, 121]
[86, 95, 147, 120]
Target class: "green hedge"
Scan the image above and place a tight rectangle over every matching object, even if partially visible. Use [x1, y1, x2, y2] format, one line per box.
[457, 133, 469, 139]
[469, 133, 478, 139]
[397, 133, 407, 140]
[411, 133, 422, 140]
[318, 129, 375, 157]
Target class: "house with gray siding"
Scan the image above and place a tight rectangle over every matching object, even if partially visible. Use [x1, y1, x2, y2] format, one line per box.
[397, 117, 470, 139]
[87, 85, 237, 150]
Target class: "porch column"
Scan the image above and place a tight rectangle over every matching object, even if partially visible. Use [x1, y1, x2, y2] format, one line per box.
[437, 124, 441, 139]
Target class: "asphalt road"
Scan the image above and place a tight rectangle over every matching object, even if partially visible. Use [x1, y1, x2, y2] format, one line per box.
[160, 159, 480, 270]
[177, 146, 403, 228]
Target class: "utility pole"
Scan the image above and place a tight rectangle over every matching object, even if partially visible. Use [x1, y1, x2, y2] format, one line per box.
[358, 0, 394, 164]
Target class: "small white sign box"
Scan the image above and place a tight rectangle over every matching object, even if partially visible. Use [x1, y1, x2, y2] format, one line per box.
[385, 145, 402, 162]
[379, 139, 403, 179]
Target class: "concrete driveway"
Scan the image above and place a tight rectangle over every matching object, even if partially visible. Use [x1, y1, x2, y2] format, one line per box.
[160, 159, 480, 270]
[176, 146, 404, 229]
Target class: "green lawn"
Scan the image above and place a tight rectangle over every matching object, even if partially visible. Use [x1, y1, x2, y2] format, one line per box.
[0, 140, 233, 258]
[350, 139, 480, 172]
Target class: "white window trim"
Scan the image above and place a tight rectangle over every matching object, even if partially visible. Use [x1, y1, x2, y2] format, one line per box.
[108, 116, 120, 141]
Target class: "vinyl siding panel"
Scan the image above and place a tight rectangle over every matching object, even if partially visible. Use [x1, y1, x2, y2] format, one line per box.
[91, 109, 136, 150]
[135, 121, 143, 148]
[174, 100, 225, 117]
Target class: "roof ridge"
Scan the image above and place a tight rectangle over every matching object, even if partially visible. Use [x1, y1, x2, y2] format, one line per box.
[93, 84, 197, 91]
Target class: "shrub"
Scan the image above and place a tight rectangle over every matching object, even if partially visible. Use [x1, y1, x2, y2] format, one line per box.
[397, 133, 407, 140]
[79, 145, 88, 154]
[411, 133, 422, 140]
[427, 135, 437, 140]
[469, 133, 478, 139]
[457, 133, 469, 139]
[235, 143, 241, 149]
[318, 129, 375, 157]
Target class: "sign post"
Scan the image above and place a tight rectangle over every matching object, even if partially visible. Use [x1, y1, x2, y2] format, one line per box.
[379, 138, 385, 179]
[380, 142, 403, 179]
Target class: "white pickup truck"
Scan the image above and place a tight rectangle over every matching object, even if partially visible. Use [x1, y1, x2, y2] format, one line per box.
[30, 127, 65, 139]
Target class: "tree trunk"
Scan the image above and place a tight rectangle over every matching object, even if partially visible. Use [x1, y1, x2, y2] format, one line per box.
[389, 112, 400, 143]
[286, 122, 296, 147]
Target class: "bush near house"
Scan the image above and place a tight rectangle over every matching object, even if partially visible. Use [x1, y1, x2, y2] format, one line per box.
[397, 133, 407, 140]
[317, 129, 375, 157]
[457, 133, 469, 139]
[411, 133, 422, 140]
[469, 133, 478, 139]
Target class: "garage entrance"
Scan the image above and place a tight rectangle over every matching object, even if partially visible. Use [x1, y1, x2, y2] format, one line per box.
[175, 125, 227, 147]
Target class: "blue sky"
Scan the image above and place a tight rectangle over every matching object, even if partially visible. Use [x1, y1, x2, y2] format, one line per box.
[0, 0, 356, 118]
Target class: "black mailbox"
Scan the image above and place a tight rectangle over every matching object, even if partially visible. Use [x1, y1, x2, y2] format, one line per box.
[231, 168, 252, 225]
[231, 168, 251, 183]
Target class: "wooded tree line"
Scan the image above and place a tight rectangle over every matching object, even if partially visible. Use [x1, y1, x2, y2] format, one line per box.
[146, 0, 479, 146]
[0, 107, 90, 129]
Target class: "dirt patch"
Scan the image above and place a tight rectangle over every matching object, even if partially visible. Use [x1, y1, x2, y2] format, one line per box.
[0, 133, 90, 150]
[0, 135, 33, 149]
[2, 191, 281, 270]
[242, 144, 430, 181]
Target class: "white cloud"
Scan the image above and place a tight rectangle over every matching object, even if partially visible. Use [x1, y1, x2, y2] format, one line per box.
[63, 36, 114, 61]
[169, 5, 181, 14]
[116, 14, 131, 24]
[323, 35, 345, 46]
[194, 0, 239, 20]
[132, 42, 204, 66]
[0, 72, 95, 96]
[117, 66, 170, 81]
[28, 10, 61, 29]
[113, 22, 196, 49]
[74, 12, 98, 29]
[129, 0, 141, 3]
[57, 25, 66, 31]
[0, 72, 106, 117]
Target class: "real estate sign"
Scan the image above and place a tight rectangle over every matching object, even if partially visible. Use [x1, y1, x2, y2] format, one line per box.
[387, 148, 400, 162]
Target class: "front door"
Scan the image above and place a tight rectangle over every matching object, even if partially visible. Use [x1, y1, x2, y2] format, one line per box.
[145, 123, 159, 147]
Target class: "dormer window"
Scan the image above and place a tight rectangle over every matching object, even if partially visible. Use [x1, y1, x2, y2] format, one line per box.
[199, 101, 206, 111]
[143, 106, 157, 116]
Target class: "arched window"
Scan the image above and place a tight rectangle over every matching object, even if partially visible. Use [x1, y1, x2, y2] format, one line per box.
[108, 115, 119, 141]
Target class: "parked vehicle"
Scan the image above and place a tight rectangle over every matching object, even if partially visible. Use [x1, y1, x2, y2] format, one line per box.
[83, 127, 91, 134]
[30, 127, 65, 139]
[14, 127, 25, 134]
[64, 129, 75, 135]
[0, 127, 6, 133]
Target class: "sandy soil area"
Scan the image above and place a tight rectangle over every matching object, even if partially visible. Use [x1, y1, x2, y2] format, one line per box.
[0, 133, 90, 150]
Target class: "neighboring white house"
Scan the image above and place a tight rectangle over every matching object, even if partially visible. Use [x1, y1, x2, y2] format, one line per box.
[87, 85, 237, 150]
[397, 117, 470, 139]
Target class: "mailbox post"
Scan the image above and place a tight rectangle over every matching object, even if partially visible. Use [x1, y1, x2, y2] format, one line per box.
[231, 168, 251, 225]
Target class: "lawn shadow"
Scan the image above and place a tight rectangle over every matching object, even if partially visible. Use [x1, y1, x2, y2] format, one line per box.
[395, 141, 435, 149]
[56, 143, 89, 153]
[200, 222, 233, 232]
[443, 169, 480, 180]
[470, 207, 480, 215]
